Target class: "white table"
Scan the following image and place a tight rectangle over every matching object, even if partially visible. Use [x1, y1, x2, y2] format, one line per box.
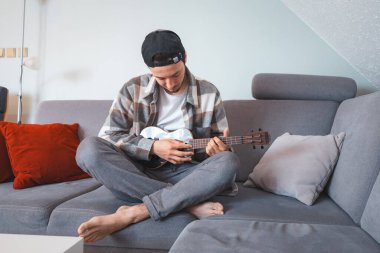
[0, 234, 83, 253]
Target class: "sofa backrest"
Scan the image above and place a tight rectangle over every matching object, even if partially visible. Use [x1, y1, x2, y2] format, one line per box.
[224, 73, 357, 181]
[34, 100, 112, 140]
[327, 91, 380, 224]
[34, 73, 358, 183]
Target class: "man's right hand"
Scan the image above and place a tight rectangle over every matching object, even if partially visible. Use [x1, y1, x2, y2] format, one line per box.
[151, 139, 194, 165]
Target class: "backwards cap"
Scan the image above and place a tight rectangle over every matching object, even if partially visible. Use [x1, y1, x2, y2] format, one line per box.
[141, 30, 185, 67]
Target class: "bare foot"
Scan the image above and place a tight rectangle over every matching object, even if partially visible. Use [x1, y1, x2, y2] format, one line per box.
[77, 204, 149, 243]
[186, 202, 224, 219]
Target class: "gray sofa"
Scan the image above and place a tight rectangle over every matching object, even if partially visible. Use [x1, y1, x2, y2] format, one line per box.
[1, 73, 379, 253]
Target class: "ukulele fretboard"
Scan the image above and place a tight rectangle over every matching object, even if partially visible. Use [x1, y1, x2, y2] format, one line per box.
[189, 136, 253, 149]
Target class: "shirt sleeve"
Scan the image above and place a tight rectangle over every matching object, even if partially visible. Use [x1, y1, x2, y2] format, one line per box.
[194, 88, 230, 162]
[98, 82, 154, 161]
[211, 93, 235, 154]
[210, 89, 229, 137]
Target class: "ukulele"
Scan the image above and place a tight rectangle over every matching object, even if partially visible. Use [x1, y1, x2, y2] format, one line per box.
[140, 126, 270, 169]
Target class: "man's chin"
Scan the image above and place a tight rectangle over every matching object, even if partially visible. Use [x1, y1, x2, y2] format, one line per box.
[165, 87, 181, 94]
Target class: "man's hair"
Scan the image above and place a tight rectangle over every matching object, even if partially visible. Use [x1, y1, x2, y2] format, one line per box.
[152, 52, 184, 67]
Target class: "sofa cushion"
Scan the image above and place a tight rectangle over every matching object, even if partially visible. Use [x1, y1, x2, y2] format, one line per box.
[361, 172, 380, 243]
[252, 73, 357, 102]
[34, 100, 112, 140]
[2, 122, 90, 189]
[209, 183, 354, 226]
[170, 220, 380, 253]
[0, 178, 100, 234]
[47, 186, 196, 251]
[328, 91, 380, 223]
[224, 100, 339, 181]
[84, 245, 167, 253]
[244, 132, 345, 205]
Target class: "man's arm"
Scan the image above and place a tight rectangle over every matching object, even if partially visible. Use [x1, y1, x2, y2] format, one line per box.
[205, 89, 231, 157]
[98, 82, 154, 161]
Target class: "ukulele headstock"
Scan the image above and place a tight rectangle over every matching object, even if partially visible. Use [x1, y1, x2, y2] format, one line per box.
[250, 128, 270, 149]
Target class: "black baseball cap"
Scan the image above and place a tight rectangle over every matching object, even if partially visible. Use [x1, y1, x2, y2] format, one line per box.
[141, 30, 185, 67]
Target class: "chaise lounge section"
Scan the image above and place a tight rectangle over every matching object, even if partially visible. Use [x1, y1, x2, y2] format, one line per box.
[170, 74, 380, 252]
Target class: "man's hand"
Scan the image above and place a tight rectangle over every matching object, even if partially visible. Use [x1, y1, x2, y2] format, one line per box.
[151, 139, 194, 165]
[206, 128, 230, 156]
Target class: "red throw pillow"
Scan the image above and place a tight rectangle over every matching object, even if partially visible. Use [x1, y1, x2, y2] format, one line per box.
[2, 122, 90, 189]
[0, 122, 14, 182]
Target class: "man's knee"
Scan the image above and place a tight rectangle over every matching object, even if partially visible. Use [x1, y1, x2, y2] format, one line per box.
[76, 136, 106, 171]
[211, 151, 240, 181]
[221, 151, 240, 176]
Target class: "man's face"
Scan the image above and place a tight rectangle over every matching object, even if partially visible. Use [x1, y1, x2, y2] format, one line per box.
[150, 60, 186, 94]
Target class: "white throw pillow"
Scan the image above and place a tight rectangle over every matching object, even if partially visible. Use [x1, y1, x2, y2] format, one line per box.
[244, 132, 345, 205]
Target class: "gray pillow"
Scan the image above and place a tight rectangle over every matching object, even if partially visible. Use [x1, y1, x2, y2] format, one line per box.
[244, 132, 345, 205]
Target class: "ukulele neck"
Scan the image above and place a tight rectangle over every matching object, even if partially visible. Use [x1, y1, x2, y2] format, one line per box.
[189, 136, 244, 149]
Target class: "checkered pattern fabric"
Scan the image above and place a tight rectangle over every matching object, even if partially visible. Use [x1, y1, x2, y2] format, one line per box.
[99, 67, 228, 162]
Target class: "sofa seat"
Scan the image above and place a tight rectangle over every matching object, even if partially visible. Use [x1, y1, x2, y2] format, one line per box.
[47, 186, 197, 252]
[209, 183, 355, 226]
[169, 219, 380, 253]
[0, 178, 101, 234]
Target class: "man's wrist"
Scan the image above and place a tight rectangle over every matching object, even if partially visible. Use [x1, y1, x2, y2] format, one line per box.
[149, 140, 156, 155]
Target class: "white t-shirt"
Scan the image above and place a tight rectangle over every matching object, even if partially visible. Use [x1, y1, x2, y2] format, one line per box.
[156, 86, 187, 131]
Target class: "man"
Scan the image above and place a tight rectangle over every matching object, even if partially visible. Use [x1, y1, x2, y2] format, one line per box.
[76, 30, 240, 243]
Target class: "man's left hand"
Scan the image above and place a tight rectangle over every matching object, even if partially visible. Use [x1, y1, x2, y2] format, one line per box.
[206, 128, 230, 156]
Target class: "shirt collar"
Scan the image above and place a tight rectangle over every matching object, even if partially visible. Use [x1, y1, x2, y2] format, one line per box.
[185, 67, 199, 107]
[141, 67, 200, 107]
[140, 75, 156, 99]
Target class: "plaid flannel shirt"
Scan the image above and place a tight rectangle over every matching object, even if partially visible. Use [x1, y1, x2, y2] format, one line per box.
[98, 67, 229, 162]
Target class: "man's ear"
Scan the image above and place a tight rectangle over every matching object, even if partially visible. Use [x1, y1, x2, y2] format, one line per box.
[183, 52, 187, 64]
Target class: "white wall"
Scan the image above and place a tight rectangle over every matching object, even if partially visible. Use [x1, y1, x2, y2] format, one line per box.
[0, 0, 374, 122]
[0, 0, 40, 122]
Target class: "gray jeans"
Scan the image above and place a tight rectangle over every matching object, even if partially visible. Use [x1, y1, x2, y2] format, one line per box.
[76, 136, 240, 221]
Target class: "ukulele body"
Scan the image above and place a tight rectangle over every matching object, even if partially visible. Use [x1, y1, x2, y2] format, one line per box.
[140, 127, 195, 169]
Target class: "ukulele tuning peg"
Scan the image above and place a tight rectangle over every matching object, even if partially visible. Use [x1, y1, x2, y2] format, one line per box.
[261, 146, 264, 149]
[253, 145, 256, 149]
[258, 128, 262, 132]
